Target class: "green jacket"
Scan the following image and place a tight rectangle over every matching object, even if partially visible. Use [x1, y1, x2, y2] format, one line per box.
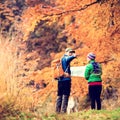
[84, 60, 102, 83]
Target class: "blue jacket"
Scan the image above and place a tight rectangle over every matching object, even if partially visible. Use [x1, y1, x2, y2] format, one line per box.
[59, 54, 76, 81]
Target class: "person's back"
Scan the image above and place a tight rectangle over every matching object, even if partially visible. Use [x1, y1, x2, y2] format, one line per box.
[85, 60, 102, 83]
[60, 54, 76, 81]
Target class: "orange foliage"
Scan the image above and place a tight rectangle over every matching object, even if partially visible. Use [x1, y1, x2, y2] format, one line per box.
[18, 0, 120, 107]
[1, 0, 120, 111]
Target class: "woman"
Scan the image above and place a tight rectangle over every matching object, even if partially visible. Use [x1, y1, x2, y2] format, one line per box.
[84, 52, 102, 110]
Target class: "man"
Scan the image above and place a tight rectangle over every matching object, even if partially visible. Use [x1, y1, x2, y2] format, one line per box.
[56, 48, 76, 114]
[84, 52, 102, 110]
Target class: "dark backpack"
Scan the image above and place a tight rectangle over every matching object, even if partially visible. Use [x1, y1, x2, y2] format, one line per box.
[91, 62, 101, 74]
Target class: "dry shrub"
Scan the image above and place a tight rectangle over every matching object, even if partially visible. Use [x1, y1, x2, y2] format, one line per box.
[0, 37, 17, 96]
[102, 84, 120, 110]
[0, 36, 36, 116]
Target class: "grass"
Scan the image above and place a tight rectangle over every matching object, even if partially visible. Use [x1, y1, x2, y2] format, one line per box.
[1, 106, 120, 120]
[41, 108, 120, 120]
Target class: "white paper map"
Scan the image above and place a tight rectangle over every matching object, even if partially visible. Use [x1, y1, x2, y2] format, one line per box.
[70, 66, 86, 77]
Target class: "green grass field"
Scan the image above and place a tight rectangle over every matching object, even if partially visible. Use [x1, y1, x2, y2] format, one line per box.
[42, 108, 120, 120]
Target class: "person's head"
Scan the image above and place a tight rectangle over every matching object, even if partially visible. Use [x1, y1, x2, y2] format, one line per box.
[65, 48, 75, 56]
[87, 52, 96, 62]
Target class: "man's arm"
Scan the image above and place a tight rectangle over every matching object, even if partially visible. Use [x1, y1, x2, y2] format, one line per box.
[66, 54, 76, 62]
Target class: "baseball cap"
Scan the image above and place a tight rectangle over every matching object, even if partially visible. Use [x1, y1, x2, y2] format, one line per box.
[65, 48, 75, 53]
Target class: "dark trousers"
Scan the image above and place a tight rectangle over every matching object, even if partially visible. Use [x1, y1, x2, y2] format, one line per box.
[56, 80, 71, 113]
[89, 85, 102, 110]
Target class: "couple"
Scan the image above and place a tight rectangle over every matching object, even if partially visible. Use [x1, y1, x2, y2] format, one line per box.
[55, 48, 102, 114]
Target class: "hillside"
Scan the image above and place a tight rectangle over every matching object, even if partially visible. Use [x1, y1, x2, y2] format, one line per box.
[0, 0, 120, 118]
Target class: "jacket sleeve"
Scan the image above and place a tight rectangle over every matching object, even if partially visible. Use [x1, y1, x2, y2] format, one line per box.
[66, 56, 76, 63]
[84, 64, 92, 80]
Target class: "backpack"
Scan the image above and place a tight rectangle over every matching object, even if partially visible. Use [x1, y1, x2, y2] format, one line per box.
[91, 62, 101, 75]
[51, 59, 64, 80]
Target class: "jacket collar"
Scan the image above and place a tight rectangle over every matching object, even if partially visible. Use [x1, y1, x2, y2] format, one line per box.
[89, 60, 95, 63]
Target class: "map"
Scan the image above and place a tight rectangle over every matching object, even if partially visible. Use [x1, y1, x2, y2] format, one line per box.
[70, 66, 86, 77]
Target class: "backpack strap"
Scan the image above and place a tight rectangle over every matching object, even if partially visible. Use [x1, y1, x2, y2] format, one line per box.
[61, 56, 69, 73]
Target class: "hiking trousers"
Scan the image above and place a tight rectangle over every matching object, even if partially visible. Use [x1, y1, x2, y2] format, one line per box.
[56, 95, 69, 113]
[89, 85, 102, 110]
[56, 80, 71, 113]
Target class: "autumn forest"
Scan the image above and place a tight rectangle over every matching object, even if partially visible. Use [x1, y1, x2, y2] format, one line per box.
[0, 0, 120, 119]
